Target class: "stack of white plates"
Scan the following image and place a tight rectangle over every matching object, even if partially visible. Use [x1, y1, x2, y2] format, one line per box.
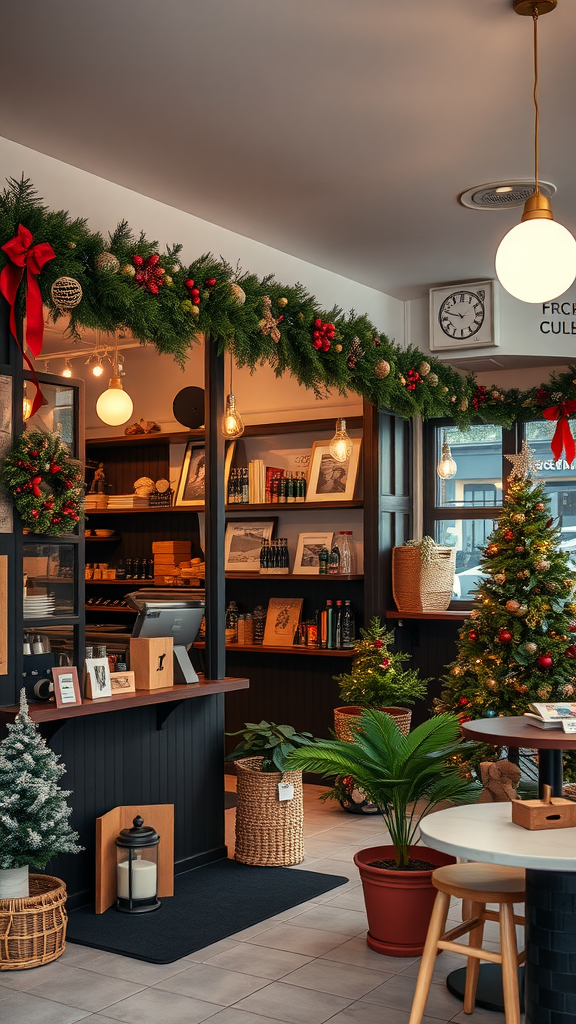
[23, 595, 56, 619]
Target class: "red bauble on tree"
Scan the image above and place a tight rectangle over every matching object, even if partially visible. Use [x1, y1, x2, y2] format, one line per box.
[537, 654, 553, 670]
[404, 368, 421, 392]
[566, 646, 576, 659]
[468, 629, 479, 641]
[132, 253, 165, 294]
[312, 319, 335, 352]
[497, 628, 513, 644]
[373, 639, 384, 649]
[503, 529, 514, 541]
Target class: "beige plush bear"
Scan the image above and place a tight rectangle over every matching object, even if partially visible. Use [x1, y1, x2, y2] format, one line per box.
[478, 759, 521, 802]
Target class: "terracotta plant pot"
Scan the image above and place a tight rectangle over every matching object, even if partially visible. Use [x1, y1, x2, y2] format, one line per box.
[334, 706, 412, 741]
[353, 844, 457, 956]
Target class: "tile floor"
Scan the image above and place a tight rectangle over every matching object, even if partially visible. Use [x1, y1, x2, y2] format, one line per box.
[0, 781, 513, 1024]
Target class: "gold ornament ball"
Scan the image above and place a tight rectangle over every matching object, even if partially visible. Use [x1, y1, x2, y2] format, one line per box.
[277, 297, 288, 307]
[96, 251, 120, 273]
[494, 573, 506, 584]
[164, 275, 173, 287]
[419, 361, 430, 377]
[513, 513, 525, 523]
[458, 397, 468, 412]
[375, 359, 391, 379]
[230, 283, 246, 306]
[486, 678, 497, 690]
[335, 343, 343, 353]
[68, 241, 76, 249]
[451, 665, 464, 676]
[427, 372, 439, 386]
[121, 264, 136, 277]
[399, 375, 406, 386]
[442, 385, 449, 393]
[191, 304, 200, 317]
[50, 276, 83, 310]
[506, 599, 520, 614]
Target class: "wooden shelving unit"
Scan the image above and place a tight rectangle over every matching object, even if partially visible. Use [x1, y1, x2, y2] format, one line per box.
[86, 500, 364, 514]
[193, 641, 353, 658]
[386, 609, 471, 621]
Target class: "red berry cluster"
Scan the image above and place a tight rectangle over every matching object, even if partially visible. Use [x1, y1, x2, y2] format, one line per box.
[312, 318, 335, 351]
[472, 385, 488, 411]
[185, 278, 201, 309]
[536, 387, 551, 407]
[132, 254, 165, 294]
[405, 369, 421, 391]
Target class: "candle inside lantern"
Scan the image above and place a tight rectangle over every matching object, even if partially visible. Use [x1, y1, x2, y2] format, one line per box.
[117, 854, 157, 900]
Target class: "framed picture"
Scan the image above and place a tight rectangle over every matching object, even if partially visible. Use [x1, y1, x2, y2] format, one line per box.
[307, 438, 362, 502]
[85, 657, 112, 700]
[294, 532, 334, 574]
[175, 442, 206, 506]
[52, 666, 82, 708]
[225, 519, 277, 573]
[263, 597, 303, 647]
[110, 670, 136, 694]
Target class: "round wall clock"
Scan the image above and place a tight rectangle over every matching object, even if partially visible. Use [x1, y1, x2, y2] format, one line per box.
[429, 280, 498, 351]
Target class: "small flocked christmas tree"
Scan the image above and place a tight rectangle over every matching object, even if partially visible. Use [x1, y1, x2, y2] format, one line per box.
[439, 442, 576, 721]
[336, 617, 427, 708]
[0, 691, 82, 870]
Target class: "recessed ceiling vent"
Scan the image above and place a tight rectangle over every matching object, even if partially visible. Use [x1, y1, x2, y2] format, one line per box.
[459, 180, 556, 210]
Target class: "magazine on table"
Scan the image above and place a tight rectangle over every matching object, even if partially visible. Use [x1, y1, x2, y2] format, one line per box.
[524, 702, 576, 729]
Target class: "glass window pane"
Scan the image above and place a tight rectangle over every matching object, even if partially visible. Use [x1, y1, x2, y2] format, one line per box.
[434, 518, 498, 601]
[526, 421, 576, 570]
[24, 382, 75, 453]
[23, 543, 76, 618]
[435, 424, 503, 508]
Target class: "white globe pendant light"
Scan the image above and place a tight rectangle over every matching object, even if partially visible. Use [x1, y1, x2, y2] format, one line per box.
[96, 376, 133, 426]
[495, 1, 576, 304]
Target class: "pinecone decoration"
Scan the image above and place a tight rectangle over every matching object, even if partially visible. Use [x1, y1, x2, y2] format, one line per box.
[348, 336, 364, 370]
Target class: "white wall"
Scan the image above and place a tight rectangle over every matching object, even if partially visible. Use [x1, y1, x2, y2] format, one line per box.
[0, 136, 405, 434]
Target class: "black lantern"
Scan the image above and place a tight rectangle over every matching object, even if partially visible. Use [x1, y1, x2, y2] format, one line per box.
[115, 815, 161, 914]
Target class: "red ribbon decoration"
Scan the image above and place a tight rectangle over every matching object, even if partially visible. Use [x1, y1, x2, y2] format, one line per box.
[0, 225, 56, 415]
[543, 400, 576, 465]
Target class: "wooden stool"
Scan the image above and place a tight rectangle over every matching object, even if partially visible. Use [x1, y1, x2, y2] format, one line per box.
[408, 862, 526, 1024]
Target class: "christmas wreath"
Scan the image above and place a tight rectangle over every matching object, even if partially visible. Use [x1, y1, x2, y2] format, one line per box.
[1, 431, 83, 535]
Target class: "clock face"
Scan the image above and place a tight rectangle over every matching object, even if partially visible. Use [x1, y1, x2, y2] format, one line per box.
[438, 290, 485, 340]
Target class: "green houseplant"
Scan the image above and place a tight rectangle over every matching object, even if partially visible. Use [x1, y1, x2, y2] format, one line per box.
[288, 709, 476, 956]
[334, 617, 428, 739]
[226, 721, 315, 867]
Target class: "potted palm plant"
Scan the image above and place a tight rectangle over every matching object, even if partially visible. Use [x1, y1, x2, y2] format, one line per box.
[334, 617, 427, 738]
[288, 709, 476, 956]
[225, 721, 315, 867]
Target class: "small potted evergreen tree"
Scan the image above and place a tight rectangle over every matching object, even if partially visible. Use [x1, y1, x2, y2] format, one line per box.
[226, 721, 315, 867]
[0, 691, 82, 899]
[288, 709, 475, 956]
[334, 617, 427, 739]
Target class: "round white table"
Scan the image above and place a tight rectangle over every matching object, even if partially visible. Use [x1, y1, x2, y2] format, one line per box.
[420, 803, 576, 1024]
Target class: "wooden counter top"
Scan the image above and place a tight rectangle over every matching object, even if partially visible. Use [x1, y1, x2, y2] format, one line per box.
[0, 677, 249, 725]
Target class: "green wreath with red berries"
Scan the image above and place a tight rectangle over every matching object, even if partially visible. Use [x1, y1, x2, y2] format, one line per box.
[1, 431, 84, 535]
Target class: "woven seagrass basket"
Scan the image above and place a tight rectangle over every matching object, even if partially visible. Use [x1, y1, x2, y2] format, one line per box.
[234, 756, 304, 866]
[334, 705, 412, 741]
[392, 545, 456, 613]
[0, 874, 67, 970]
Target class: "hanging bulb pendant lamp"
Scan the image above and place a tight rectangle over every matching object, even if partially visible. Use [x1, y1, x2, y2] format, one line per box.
[495, 1, 576, 303]
[221, 353, 244, 438]
[437, 437, 457, 480]
[96, 338, 133, 426]
[329, 419, 353, 463]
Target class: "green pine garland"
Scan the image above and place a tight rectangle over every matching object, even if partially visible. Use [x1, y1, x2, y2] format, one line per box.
[0, 691, 82, 869]
[0, 430, 83, 535]
[1, 176, 575, 429]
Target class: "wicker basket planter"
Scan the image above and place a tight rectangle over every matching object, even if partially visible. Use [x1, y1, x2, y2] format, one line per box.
[392, 544, 456, 613]
[334, 706, 412, 741]
[234, 756, 304, 866]
[0, 874, 67, 970]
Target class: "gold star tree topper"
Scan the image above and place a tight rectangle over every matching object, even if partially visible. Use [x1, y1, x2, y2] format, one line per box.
[505, 440, 538, 481]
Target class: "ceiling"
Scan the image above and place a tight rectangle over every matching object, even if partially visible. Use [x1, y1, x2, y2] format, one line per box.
[2, 0, 576, 300]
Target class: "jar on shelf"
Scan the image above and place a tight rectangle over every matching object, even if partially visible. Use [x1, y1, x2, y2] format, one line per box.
[334, 531, 357, 575]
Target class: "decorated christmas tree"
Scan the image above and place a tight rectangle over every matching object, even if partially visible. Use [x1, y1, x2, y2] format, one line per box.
[439, 442, 576, 720]
[0, 691, 82, 870]
[336, 617, 427, 708]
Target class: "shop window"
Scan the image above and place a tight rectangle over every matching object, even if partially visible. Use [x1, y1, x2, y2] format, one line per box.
[526, 421, 576, 571]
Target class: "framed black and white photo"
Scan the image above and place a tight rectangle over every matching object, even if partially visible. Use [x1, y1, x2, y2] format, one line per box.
[225, 519, 276, 573]
[52, 666, 82, 708]
[294, 532, 334, 574]
[307, 438, 362, 502]
[175, 442, 206, 506]
[110, 669, 136, 694]
[85, 657, 112, 700]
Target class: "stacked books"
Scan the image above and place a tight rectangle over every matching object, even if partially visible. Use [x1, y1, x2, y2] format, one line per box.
[84, 493, 108, 510]
[524, 702, 576, 729]
[107, 494, 149, 509]
[249, 460, 266, 504]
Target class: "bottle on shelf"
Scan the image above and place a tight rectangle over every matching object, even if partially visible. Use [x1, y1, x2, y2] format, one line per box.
[253, 605, 267, 644]
[342, 600, 356, 648]
[328, 544, 341, 575]
[319, 546, 329, 575]
[116, 560, 126, 580]
[326, 601, 333, 649]
[335, 531, 357, 575]
[32, 635, 44, 654]
[334, 599, 343, 648]
[125, 558, 133, 579]
[23, 634, 32, 656]
[225, 600, 239, 643]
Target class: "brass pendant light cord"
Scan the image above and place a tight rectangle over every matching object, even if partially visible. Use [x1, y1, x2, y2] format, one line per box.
[533, 7, 539, 195]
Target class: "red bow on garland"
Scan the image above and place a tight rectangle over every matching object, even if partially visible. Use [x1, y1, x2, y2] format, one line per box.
[543, 400, 576, 465]
[0, 225, 56, 416]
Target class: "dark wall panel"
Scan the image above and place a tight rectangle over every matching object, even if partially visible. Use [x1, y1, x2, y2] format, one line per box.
[34, 695, 226, 905]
